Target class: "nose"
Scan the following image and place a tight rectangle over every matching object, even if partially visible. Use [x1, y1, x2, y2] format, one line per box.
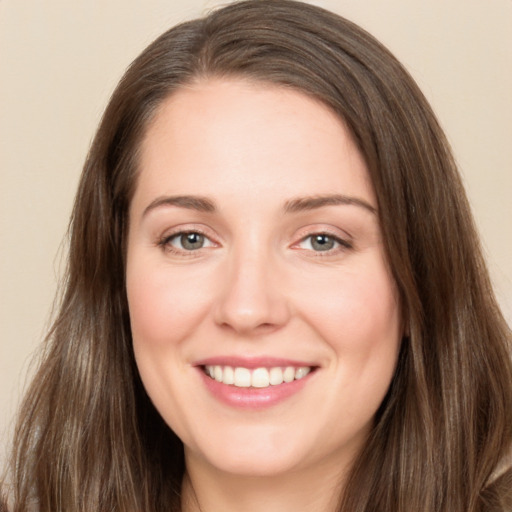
[213, 246, 291, 336]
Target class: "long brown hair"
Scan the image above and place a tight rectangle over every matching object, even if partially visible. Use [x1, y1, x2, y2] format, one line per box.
[3, 1, 511, 511]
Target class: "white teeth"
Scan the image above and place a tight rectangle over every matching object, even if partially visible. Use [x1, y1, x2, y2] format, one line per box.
[223, 365, 234, 385]
[295, 367, 310, 380]
[269, 367, 284, 385]
[283, 366, 295, 383]
[251, 368, 269, 388]
[234, 367, 251, 387]
[204, 365, 312, 388]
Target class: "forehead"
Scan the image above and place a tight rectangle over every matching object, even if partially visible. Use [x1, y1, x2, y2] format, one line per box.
[134, 78, 375, 212]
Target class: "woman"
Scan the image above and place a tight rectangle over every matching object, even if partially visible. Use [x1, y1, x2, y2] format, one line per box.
[3, 0, 511, 510]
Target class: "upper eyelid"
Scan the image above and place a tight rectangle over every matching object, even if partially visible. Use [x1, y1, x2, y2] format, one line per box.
[158, 224, 218, 241]
[292, 224, 353, 243]
[294, 233, 352, 250]
[167, 231, 215, 249]
[162, 230, 212, 244]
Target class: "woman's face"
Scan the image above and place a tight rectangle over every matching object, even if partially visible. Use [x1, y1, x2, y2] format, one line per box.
[126, 79, 402, 478]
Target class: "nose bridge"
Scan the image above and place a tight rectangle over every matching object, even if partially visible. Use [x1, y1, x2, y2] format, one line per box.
[213, 236, 289, 334]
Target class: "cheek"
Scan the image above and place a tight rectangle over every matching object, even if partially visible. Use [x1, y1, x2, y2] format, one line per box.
[126, 256, 211, 348]
[314, 275, 395, 326]
[296, 260, 401, 438]
[125, 255, 211, 435]
[127, 272, 177, 347]
[296, 257, 401, 366]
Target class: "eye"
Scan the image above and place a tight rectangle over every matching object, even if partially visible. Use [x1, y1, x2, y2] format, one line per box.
[297, 233, 351, 252]
[161, 231, 215, 252]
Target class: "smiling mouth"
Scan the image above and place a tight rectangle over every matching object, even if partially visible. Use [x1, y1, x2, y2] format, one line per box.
[203, 365, 315, 389]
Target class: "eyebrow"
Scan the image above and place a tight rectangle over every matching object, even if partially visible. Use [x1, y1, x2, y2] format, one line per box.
[143, 195, 216, 217]
[284, 194, 377, 215]
[142, 193, 377, 218]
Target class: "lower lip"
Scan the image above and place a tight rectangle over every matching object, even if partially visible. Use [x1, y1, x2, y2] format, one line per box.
[198, 369, 313, 409]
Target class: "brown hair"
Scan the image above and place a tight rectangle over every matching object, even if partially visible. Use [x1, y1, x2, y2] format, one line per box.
[3, 1, 511, 510]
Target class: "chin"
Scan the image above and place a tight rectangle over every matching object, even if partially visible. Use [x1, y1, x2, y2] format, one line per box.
[183, 425, 304, 475]
[183, 420, 351, 480]
[199, 449, 306, 478]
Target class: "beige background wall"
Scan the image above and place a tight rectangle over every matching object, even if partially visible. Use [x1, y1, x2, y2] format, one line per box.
[1, 0, 511, 464]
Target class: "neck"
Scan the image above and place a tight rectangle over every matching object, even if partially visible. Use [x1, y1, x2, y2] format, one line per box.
[181, 453, 348, 512]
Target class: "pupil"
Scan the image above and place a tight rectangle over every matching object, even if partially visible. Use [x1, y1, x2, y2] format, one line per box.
[312, 234, 334, 251]
[181, 233, 204, 250]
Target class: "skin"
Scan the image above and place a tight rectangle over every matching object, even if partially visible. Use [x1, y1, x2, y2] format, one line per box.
[126, 78, 403, 512]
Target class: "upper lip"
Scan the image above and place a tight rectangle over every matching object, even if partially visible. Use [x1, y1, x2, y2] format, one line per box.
[193, 356, 318, 369]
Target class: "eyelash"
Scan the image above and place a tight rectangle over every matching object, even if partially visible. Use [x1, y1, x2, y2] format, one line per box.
[157, 229, 352, 257]
[294, 232, 353, 255]
[157, 228, 216, 256]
